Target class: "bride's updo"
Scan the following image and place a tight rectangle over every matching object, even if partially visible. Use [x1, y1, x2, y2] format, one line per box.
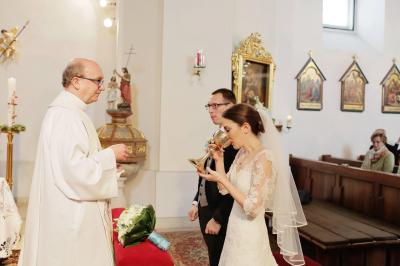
[222, 103, 265, 135]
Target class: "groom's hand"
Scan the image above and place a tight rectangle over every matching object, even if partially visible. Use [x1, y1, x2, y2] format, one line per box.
[188, 205, 198, 221]
[205, 218, 221, 235]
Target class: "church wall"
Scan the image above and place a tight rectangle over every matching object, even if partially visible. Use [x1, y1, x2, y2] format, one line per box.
[3, 0, 399, 221]
[163, 0, 399, 219]
[116, 0, 164, 207]
[286, 0, 399, 160]
[0, 0, 116, 198]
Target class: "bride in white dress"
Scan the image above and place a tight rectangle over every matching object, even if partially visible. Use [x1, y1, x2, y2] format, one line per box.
[199, 103, 306, 266]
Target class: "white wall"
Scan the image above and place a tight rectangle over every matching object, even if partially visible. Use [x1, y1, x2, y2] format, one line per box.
[0, 0, 116, 197]
[4, 0, 400, 220]
[120, 0, 400, 219]
[116, 0, 164, 207]
[286, 0, 399, 160]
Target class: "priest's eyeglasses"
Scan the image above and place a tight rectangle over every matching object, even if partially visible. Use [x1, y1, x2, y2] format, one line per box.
[76, 76, 104, 87]
[204, 103, 230, 110]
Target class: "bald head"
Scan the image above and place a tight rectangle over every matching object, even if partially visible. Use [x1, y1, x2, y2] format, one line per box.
[62, 58, 100, 88]
[62, 58, 105, 104]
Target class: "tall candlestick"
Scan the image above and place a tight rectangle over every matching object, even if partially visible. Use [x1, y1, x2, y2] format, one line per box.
[8, 77, 17, 127]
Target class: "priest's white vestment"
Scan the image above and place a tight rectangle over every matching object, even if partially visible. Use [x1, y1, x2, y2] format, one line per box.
[18, 91, 118, 266]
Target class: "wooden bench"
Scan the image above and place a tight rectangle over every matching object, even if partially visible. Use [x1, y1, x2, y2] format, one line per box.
[322, 154, 399, 173]
[290, 155, 400, 266]
[320, 154, 363, 167]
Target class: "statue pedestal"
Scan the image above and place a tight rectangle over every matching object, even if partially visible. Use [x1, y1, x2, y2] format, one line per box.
[110, 163, 142, 208]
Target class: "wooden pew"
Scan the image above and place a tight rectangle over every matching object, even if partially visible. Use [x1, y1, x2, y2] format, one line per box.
[322, 154, 399, 173]
[290, 155, 400, 266]
[321, 154, 363, 167]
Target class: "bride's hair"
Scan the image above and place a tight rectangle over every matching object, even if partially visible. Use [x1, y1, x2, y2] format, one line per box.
[223, 103, 265, 135]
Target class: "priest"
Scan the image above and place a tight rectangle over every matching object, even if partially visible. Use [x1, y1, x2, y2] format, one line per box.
[18, 58, 128, 266]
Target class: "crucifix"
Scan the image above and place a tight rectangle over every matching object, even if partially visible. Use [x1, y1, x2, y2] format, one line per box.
[124, 44, 136, 68]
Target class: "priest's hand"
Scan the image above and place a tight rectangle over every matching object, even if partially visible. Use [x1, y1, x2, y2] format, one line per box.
[110, 144, 129, 161]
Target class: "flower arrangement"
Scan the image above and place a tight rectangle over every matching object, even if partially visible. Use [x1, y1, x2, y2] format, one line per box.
[115, 204, 170, 251]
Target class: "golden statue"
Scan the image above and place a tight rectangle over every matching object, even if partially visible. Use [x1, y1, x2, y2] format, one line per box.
[0, 21, 29, 64]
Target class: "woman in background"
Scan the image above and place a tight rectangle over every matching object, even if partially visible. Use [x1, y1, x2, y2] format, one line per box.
[362, 129, 394, 173]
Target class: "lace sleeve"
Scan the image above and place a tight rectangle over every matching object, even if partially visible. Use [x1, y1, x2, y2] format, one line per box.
[243, 151, 274, 218]
[219, 149, 242, 195]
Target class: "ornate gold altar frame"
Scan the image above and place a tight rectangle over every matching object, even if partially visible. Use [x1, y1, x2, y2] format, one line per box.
[380, 60, 400, 113]
[339, 58, 368, 112]
[232, 33, 275, 109]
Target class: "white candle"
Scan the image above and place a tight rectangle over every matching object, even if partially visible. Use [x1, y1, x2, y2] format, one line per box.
[8, 77, 16, 127]
[286, 115, 293, 128]
[8, 77, 16, 98]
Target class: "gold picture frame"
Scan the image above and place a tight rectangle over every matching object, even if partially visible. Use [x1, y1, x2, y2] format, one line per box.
[381, 60, 400, 113]
[232, 33, 275, 109]
[295, 54, 326, 110]
[340, 58, 368, 112]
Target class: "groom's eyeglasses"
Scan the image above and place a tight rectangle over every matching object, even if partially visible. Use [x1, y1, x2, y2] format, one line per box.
[204, 103, 230, 111]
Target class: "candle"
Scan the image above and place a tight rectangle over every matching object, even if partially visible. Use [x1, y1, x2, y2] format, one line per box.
[196, 49, 204, 67]
[8, 77, 16, 127]
[8, 77, 16, 98]
[286, 115, 293, 128]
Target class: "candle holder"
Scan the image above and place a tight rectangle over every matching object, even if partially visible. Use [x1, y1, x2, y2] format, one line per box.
[193, 65, 206, 76]
[0, 124, 26, 190]
[193, 49, 206, 77]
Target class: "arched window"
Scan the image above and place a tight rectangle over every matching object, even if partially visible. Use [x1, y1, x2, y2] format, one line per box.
[323, 0, 355, 31]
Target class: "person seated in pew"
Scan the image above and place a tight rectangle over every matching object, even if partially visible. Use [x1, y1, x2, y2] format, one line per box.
[362, 129, 395, 173]
[368, 129, 399, 165]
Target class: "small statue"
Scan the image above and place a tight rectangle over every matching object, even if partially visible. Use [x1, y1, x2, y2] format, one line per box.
[114, 67, 132, 111]
[106, 75, 121, 111]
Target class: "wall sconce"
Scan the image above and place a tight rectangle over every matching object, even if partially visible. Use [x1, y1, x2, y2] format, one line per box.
[103, 17, 115, 28]
[99, 0, 116, 7]
[100, 0, 116, 28]
[193, 49, 206, 76]
[286, 115, 293, 129]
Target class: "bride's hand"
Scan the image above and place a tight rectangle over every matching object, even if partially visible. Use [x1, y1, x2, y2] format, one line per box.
[208, 144, 224, 162]
[198, 167, 223, 182]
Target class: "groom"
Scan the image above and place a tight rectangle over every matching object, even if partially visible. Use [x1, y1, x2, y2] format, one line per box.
[188, 88, 238, 266]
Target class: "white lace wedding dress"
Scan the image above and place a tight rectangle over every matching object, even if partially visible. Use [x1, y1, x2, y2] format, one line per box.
[218, 147, 277, 266]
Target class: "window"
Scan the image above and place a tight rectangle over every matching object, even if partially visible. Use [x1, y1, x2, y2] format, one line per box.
[323, 0, 355, 31]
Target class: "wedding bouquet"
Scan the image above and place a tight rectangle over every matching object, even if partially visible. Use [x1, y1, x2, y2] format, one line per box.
[115, 204, 170, 251]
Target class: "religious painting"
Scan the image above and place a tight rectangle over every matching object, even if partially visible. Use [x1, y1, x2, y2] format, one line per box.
[340, 59, 368, 112]
[295, 56, 326, 110]
[381, 61, 400, 113]
[241, 60, 269, 105]
[232, 33, 275, 109]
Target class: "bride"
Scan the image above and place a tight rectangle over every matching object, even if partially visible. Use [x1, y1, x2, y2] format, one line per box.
[199, 103, 306, 266]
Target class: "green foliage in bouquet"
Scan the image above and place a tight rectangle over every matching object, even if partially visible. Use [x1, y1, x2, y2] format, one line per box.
[116, 204, 156, 247]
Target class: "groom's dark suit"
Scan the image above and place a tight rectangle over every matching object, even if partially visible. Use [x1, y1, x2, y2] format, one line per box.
[193, 145, 237, 266]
